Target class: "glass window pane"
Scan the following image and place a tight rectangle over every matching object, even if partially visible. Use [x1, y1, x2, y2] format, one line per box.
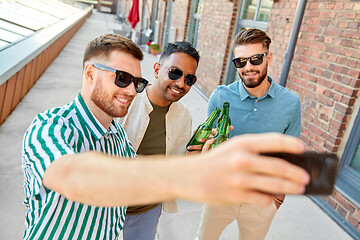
[239, 0, 258, 20]
[350, 140, 360, 173]
[0, 20, 34, 37]
[258, 0, 273, 22]
[0, 28, 24, 43]
[188, 0, 203, 47]
[195, 0, 204, 14]
[226, 26, 246, 84]
[189, 18, 200, 47]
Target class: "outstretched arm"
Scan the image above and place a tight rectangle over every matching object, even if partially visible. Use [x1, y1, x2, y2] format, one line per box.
[43, 133, 310, 207]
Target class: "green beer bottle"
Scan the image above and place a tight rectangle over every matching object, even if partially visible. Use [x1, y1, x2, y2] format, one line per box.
[210, 115, 230, 149]
[217, 102, 231, 138]
[186, 107, 221, 151]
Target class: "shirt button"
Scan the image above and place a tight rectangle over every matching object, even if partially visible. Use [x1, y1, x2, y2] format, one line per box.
[254, 108, 257, 112]
[255, 100, 258, 102]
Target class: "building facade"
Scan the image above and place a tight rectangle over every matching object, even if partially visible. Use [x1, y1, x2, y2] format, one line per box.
[118, 0, 360, 237]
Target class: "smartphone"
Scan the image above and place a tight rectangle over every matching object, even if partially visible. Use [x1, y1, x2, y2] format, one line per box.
[261, 152, 339, 195]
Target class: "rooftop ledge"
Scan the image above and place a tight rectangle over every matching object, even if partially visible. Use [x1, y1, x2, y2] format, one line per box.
[0, 5, 93, 86]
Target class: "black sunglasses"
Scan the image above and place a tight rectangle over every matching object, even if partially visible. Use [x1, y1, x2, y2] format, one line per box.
[167, 67, 197, 87]
[92, 63, 148, 93]
[232, 53, 268, 68]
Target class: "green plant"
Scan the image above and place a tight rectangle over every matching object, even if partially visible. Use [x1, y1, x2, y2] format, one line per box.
[149, 43, 161, 55]
[149, 43, 160, 50]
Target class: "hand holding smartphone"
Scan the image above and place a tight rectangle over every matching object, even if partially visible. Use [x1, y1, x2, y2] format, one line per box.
[261, 152, 339, 195]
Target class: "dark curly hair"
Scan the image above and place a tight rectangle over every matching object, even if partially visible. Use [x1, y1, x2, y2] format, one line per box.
[159, 41, 200, 65]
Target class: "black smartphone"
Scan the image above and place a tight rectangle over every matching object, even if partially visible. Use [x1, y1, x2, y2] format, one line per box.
[261, 152, 339, 195]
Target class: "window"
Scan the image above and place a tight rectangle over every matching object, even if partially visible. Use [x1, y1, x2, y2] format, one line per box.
[226, 0, 274, 85]
[350, 144, 360, 171]
[150, 0, 159, 41]
[163, 0, 173, 46]
[337, 109, 360, 206]
[188, 0, 203, 48]
[239, 0, 272, 22]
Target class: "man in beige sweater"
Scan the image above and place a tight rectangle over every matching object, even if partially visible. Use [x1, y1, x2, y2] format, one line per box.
[120, 41, 199, 239]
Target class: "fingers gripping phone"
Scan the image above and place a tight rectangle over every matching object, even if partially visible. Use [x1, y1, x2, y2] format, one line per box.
[261, 152, 340, 195]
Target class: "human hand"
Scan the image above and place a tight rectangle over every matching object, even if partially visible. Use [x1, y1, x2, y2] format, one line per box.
[178, 133, 310, 206]
[186, 128, 218, 153]
[201, 126, 234, 152]
[186, 127, 233, 153]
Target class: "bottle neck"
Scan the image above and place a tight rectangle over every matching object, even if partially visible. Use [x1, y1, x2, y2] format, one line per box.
[217, 116, 229, 135]
[205, 108, 221, 127]
[221, 103, 230, 117]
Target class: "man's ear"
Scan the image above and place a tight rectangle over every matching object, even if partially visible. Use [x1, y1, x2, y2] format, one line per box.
[84, 63, 95, 85]
[267, 52, 272, 66]
[153, 63, 160, 78]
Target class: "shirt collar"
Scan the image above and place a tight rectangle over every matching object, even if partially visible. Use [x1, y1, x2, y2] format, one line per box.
[266, 76, 276, 98]
[74, 94, 118, 141]
[238, 76, 276, 101]
[239, 81, 251, 101]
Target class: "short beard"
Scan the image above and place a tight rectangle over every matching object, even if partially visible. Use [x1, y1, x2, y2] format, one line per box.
[240, 69, 267, 88]
[90, 80, 125, 118]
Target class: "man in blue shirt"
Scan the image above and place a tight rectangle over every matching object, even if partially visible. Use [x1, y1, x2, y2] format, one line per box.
[197, 28, 301, 240]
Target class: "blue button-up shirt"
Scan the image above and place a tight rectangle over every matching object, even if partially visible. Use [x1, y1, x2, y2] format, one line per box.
[208, 77, 301, 138]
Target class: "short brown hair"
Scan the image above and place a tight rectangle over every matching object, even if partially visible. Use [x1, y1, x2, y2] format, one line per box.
[232, 28, 272, 51]
[83, 33, 143, 68]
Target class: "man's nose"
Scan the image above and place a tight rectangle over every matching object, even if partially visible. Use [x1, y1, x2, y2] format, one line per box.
[175, 75, 186, 88]
[244, 60, 254, 70]
[125, 82, 137, 96]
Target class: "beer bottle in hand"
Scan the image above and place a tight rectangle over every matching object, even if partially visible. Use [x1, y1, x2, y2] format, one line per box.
[217, 102, 231, 138]
[186, 107, 221, 151]
[210, 115, 229, 149]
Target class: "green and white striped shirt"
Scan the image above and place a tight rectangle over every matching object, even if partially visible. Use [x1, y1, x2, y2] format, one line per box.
[22, 94, 136, 239]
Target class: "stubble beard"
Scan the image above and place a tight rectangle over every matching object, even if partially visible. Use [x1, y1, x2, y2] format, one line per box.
[90, 80, 128, 118]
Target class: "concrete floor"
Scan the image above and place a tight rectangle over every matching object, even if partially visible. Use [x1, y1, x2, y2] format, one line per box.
[0, 10, 354, 240]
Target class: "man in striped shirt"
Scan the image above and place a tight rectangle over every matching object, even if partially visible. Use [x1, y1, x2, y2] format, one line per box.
[22, 33, 310, 240]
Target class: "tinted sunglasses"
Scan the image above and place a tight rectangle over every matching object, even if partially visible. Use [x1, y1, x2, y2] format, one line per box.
[167, 67, 197, 87]
[232, 53, 268, 68]
[92, 63, 148, 93]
